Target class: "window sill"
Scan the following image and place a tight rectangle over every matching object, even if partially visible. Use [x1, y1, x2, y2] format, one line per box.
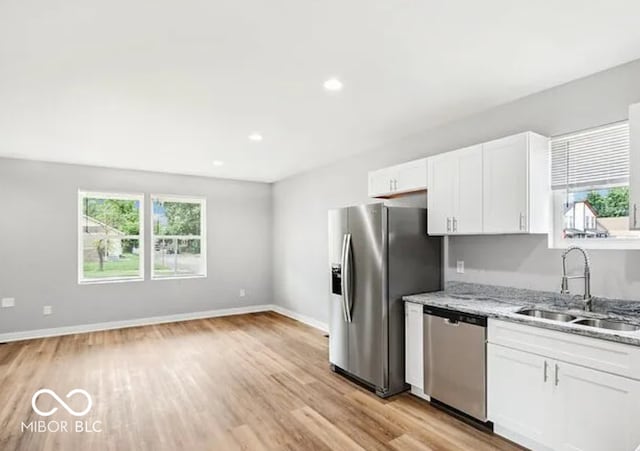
[548, 237, 640, 250]
[78, 277, 144, 285]
[151, 274, 207, 281]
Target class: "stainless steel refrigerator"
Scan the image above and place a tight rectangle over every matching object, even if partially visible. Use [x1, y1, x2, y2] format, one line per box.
[328, 203, 442, 397]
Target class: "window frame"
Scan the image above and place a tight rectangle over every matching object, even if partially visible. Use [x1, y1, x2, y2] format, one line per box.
[77, 190, 145, 285]
[547, 121, 640, 249]
[549, 190, 640, 249]
[150, 194, 207, 280]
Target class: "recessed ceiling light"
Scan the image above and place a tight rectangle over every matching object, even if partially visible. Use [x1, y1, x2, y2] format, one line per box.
[212, 160, 224, 167]
[323, 77, 343, 92]
[248, 133, 263, 142]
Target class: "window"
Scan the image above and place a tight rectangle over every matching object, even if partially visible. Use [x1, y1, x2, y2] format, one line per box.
[78, 191, 144, 283]
[549, 122, 640, 248]
[151, 195, 206, 279]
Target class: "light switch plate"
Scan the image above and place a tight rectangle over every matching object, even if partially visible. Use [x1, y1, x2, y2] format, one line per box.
[456, 261, 465, 274]
[43, 305, 53, 315]
[239, 289, 246, 297]
[1, 297, 15, 308]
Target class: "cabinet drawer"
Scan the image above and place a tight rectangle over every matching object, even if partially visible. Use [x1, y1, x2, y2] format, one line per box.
[488, 319, 640, 380]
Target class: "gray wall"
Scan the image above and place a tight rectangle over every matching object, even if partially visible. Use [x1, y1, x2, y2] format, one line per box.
[0, 158, 272, 334]
[273, 58, 640, 325]
[4, 58, 640, 334]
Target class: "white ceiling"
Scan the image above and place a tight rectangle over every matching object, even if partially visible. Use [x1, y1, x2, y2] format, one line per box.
[1, 1, 640, 182]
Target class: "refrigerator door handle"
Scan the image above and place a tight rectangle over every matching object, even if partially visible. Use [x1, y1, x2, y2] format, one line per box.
[342, 233, 353, 323]
[340, 234, 349, 322]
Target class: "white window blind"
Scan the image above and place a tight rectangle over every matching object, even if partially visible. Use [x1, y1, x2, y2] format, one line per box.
[550, 122, 629, 190]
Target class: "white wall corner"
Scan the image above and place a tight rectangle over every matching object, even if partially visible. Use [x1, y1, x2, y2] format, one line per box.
[269, 305, 329, 333]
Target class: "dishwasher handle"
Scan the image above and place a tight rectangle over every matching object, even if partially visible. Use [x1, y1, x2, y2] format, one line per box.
[423, 305, 487, 327]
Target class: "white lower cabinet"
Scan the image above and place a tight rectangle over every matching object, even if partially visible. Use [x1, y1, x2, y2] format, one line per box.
[405, 302, 426, 396]
[488, 321, 640, 451]
[488, 344, 553, 448]
[555, 361, 640, 451]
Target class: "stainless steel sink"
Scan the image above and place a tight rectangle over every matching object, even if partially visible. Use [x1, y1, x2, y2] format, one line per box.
[448, 294, 496, 302]
[572, 318, 640, 332]
[516, 309, 577, 322]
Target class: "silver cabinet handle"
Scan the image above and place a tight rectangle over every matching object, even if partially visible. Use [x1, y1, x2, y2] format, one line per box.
[395, 179, 398, 190]
[443, 318, 460, 327]
[389, 180, 393, 192]
[634, 204, 638, 229]
[452, 217, 458, 233]
[554, 363, 559, 386]
[519, 212, 526, 231]
[543, 360, 548, 382]
[446, 218, 451, 232]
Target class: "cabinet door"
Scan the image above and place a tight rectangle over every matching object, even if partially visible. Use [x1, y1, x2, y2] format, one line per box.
[368, 168, 395, 198]
[454, 145, 483, 234]
[483, 134, 528, 233]
[630, 103, 640, 230]
[404, 302, 423, 389]
[488, 344, 553, 447]
[427, 154, 455, 235]
[395, 159, 427, 194]
[555, 361, 640, 451]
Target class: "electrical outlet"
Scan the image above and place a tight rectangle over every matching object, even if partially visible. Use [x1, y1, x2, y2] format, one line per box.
[239, 289, 246, 297]
[43, 305, 53, 316]
[456, 261, 465, 274]
[1, 297, 15, 308]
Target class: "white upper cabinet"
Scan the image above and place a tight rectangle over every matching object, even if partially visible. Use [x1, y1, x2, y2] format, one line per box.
[427, 131, 549, 236]
[427, 152, 456, 235]
[427, 145, 483, 235]
[374, 131, 550, 235]
[482, 134, 528, 233]
[629, 103, 640, 229]
[454, 145, 484, 234]
[395, 158, 428, 194]
[368, 168, 394, 198]
[482, 132, 549, 234]
[368, 158, 427, 198]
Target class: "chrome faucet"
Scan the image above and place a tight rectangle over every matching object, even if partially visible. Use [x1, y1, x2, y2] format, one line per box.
[561, 245, 592, 312]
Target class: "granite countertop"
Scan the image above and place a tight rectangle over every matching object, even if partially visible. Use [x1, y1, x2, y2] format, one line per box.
[403, 282, 640, 346]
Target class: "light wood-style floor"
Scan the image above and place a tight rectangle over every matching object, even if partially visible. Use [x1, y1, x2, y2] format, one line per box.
[0, 312, 523, 450]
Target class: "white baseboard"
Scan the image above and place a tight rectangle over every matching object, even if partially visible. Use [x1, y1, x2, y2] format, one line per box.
[0, 304, 328, 343]
[0, 304, 272, 343]
[270, 305, 329, 333]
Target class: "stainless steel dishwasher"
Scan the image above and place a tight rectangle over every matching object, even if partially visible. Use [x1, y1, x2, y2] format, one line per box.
[423, 305, 488, 423]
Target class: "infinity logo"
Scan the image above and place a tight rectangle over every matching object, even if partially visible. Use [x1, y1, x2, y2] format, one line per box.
[31, 389, 93, 417]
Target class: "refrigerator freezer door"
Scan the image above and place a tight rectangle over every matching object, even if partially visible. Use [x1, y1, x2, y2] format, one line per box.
[347, 204, 387, 391]
[328, 208, 349, 370]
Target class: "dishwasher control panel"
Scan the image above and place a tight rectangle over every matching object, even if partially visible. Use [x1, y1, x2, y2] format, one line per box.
[423, 305, 487, 327]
